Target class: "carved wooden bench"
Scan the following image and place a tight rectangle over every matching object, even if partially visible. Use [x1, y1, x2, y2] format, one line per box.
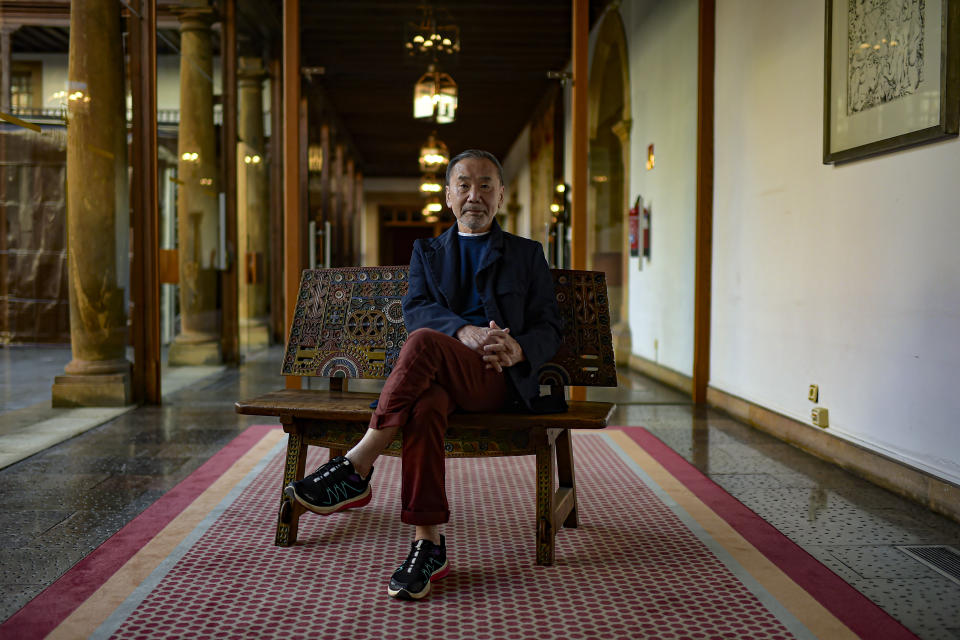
[235, 266, 617, 565]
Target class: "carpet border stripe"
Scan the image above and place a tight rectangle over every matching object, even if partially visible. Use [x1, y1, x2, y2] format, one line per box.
[0, 424, 283, 640]
[88, 436, 288, 639]
[612, 426, 918, 640]
[599, 431, 822, 640]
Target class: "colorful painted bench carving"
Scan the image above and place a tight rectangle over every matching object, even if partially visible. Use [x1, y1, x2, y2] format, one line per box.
[236, 266, 617, 565]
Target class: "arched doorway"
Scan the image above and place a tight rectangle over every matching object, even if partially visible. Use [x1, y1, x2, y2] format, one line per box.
[588, 9, 631, 363]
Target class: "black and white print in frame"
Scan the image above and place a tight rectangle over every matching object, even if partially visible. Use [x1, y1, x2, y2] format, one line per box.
[823, 0, 959, 164]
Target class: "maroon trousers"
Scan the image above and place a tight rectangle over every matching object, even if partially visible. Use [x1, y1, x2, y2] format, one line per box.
[369, 328, 509, 525]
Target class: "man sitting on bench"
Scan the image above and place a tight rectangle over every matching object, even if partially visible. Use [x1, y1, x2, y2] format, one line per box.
[285, 149, 565, 600]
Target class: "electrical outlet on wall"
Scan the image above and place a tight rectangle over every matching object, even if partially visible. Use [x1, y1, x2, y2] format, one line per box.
[808, 384, 819, 402]
[811, 407, 829, 428]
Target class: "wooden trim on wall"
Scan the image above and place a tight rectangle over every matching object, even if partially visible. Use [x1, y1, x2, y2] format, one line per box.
[693, 0, 716, 405]
[628, 353, 693, 396]
[282, 0, 302, 390]
[707, 386, 960, 525]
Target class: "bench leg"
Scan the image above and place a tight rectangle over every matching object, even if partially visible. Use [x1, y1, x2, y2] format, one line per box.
[276, 430, 307, 546]
[555, 429, 579, 528]
[535, 443, 555, 566]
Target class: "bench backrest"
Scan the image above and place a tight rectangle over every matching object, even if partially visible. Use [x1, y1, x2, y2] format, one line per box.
[282, 266, 617, 387]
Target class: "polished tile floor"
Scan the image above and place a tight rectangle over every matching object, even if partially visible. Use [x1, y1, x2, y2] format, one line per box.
[1, 345, 959, 638]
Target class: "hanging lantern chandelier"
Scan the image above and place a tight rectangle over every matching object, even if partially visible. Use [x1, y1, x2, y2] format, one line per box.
[418, 132, 448, 216]
[419, 174, 443, 194]
[422, 195, 443, 222]
[414, 64, 458, 124]
[404, 5, 460, 58]
[418, 132, 449, 172]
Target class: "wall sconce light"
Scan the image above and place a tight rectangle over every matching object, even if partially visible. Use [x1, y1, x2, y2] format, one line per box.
[646, 144, 655, 170]
[551, 183, 568, 222]
[181, 151, 199, 162]
[308, 144, 323, 172]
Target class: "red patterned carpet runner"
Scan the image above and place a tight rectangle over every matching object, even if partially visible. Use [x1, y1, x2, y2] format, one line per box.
[2, 425, 916, 639]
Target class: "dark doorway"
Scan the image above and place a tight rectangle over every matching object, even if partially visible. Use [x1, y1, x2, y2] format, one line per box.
[378, 205, 447, 266]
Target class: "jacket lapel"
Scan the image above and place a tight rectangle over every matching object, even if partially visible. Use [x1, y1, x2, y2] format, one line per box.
[477, 221, 504, 274]
[423, 224, 460, 308]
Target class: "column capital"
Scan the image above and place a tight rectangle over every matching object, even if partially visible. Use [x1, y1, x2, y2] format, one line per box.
[174, 3, 214, 32]
[238, 56, 267, 86]
[611, 118, 632, 144]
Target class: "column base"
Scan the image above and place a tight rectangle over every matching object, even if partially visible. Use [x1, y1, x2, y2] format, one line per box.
[168, 338, 223, 366]
[52, 371, 132, 407]
[239, 316, 271, 348]
[612, 321, 632, 366]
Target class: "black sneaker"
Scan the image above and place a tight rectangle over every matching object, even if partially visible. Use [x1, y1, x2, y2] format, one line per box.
[284, 456, 372, 515]
[387, 535, 450, 600]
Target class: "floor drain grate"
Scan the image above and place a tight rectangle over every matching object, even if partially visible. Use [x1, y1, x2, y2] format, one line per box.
[896, 545, 960, 585]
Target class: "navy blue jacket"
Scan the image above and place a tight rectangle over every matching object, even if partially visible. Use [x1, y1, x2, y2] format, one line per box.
[402, 221, 565, 413]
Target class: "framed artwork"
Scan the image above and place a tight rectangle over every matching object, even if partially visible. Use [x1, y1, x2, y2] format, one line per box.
[823, 0, 959, 164]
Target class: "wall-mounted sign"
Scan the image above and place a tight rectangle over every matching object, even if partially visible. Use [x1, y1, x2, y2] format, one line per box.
[629, 196, 641, 257]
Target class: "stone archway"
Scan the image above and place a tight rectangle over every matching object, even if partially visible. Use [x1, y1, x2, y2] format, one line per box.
[588, 8, 632, 364]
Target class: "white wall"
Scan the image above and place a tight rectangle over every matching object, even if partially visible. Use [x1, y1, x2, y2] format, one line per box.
[501, 124, 532, 239]
[561, 2, 698, 374]
[713, 0, 960, 483]
[619, 0, 699, 374]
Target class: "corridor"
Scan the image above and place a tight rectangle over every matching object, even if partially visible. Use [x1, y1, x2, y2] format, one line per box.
[1, 346, 959, 638]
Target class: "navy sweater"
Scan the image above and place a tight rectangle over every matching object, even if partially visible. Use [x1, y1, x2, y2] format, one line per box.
[456, 232, 491, 328]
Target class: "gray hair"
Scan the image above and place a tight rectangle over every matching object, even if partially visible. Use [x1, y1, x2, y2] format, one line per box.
[445, 149, 504, 186]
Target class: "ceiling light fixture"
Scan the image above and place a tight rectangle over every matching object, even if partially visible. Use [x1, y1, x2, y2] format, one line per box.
[414, 64, 458, 124]
[419, 174, 443, 193]
[404, 5, 460, 58]
[418, 132, 450, 172]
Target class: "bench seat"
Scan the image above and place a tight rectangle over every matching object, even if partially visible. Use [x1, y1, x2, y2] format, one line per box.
[236, 266, 618, 565]
[236, 389, 614, 433]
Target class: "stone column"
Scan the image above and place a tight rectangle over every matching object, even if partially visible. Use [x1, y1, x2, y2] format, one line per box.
[237, 56, 269, 347]
[52, 0, 131, 406]
[168, 7, 222, 366]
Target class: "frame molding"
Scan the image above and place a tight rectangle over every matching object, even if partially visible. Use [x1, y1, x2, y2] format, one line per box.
[823, 0, 960, 163]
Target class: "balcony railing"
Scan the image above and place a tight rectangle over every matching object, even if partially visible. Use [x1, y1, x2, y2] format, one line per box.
[5, 107, 229, 126]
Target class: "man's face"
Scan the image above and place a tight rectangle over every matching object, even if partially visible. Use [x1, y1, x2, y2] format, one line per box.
[445, 157, 504, 233]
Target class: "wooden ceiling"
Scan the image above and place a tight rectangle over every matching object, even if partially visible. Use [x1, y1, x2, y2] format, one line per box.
[4, 0, 612, 177]
[298, 1, 611, 177]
